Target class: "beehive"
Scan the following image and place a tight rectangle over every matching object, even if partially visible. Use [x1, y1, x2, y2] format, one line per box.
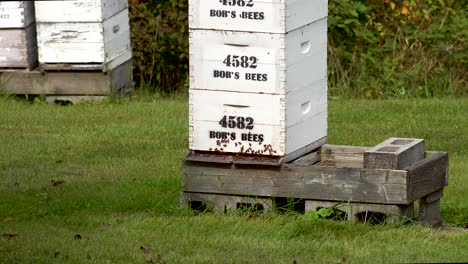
[189, 0, 328, 33]
[0, 1, 37, 69]
[189, 1, 328, 160]
[34, 0, 131, 70]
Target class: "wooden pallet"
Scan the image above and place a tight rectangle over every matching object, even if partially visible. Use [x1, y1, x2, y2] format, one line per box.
[0, 59, 133, 101]
[181, 143, 449, 225]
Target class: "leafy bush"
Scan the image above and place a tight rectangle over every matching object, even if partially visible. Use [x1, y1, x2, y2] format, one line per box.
[328, 0, 467, 98]
[128, 0, 467, 97]
[129, 0, 188, 94]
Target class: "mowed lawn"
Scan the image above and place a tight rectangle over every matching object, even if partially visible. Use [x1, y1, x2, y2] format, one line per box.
[0, 96, 467, 263]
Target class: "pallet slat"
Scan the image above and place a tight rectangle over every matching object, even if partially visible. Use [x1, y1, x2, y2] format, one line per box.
[182, 146, 449, 205]
[407, 152, 448, 201]
[182, 160, 409, 204]
[0, 59, 133, 96]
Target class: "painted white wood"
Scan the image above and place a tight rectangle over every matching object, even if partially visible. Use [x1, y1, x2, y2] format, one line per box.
[190, 89, 328, 156]
[35, 0, 128, 23]
[37, 22, 105, 63]
[285, 78, 327, 127]
[285, 111, 327, 154]
[190, 18, 327, 94]
[103, 9, 131, 62]
[37, 8, 131, 65]
[190, 89, 286, 155]
[189, 1, 329, 157]
[103, 49, 132, 72]
[189, 0, 328, 33]
[0, 24, 37, 68]
[0, 1, 35, 28]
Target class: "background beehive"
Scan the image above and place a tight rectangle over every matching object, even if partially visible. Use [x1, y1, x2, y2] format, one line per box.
[34, 0, 131, 70]
[189, 0, 328, 160]
[0, 1, 37, 69]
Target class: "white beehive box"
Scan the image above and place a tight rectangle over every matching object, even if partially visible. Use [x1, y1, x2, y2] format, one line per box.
[0, 1, 37, 69]
[190, 19, 327, 94]
[189, 0, 328, 33]
[189, 86, 327, 158]
[35, 0, 131, 70]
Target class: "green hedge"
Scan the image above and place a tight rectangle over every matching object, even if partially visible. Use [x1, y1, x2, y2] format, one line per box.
[129, 0, 467, 97]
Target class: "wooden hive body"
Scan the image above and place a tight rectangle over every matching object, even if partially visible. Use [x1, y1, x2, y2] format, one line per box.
[0, 1, 37, 69]
[189, 1, 328, 160]
[34, 0, 131, 69]
[189, 0, 328, 33]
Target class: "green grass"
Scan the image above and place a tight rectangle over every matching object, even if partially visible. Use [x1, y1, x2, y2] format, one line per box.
[0, 96, 467, 263]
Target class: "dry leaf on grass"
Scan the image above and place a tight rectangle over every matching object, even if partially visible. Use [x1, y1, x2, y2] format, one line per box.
[2, 233, 18, 240]
[51, 180, 64, 186]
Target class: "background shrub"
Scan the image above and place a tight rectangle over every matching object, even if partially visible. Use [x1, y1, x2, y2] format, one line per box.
[129, 0, 188, 94]
[129, 0, 467, 97]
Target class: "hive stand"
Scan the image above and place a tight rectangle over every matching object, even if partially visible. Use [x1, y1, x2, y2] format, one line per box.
[181, 138, 449, 225]
[0, 59, 134, 103]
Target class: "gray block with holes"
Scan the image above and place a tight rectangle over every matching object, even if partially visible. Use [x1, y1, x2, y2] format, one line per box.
[364, 138, 425, 170]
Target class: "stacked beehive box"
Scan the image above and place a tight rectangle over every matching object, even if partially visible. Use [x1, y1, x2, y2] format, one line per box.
[34, 0, 131, 71]
[0, 1, 37, 69]
[189, 0, 329, 161]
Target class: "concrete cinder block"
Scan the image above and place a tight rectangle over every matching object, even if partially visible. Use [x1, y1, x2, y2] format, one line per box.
[305, 200, 414, 223]
[364, 138, 425, 170]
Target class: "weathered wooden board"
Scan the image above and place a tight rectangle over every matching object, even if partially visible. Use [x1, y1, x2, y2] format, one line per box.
[36, 8, 131, 66]
[189, 0, 328, 33]
[189, 89, 327, 157]
[407, 152, 448, 201]
[320, 144, 370, 168]
[35, 0, 128, 23]
[291, 151, 320, 166]
[182, 148, 449, 205]
[182, 160, 410, 204]
[189, 19, 327, 94]
[0, 24, 38, 69]
[0, 1, 35, 28]
[0, 59, 133, 96]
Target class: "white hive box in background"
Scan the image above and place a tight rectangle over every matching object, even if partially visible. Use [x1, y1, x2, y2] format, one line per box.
[0, 1, 37, 69]
[189, 0, 328, 33]
[35, 0, 131, 70]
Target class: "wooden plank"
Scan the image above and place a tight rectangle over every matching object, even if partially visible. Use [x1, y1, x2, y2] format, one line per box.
[189, 0, 327, 33]
[108, 59, 133, 96]
[0, 23, 37, 69]
[39, 64, 103, 72]
[103, 8, 131, 62]
[182, 161, 410, 204]
[320, 144, 370, 168]
[190, 20, 327, 95]
[0, 70, 110, 95]
[0, 59, 133, 96]
[290, 151, 320, 166]
[407, 152, 448, 201]
[35, 0, 128, 23]
[190, 89, 286, 156]
[37, 22, 105, 63]
[0, 1, 34, 28]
